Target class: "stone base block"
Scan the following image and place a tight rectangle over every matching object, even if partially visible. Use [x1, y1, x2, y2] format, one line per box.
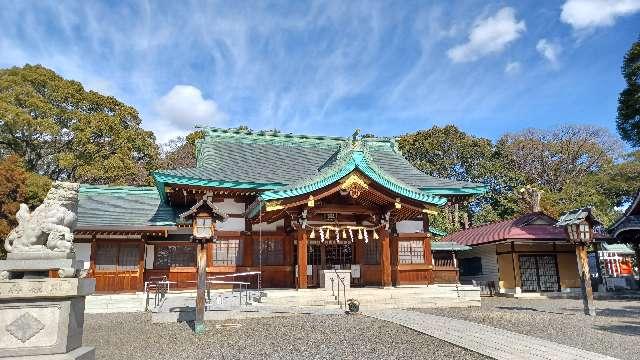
[2, 346, 94, 360]
[0, 297, 87, 358]
[0, 259, 84, 279]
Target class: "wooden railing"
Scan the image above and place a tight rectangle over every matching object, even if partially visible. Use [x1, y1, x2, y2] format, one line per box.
[434, 257, 455, 268]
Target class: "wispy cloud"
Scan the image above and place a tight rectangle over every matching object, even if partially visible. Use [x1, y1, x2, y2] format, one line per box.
[536, 39, 562, 66]
[447, 7, 526, 63]
[0, 0, 633, 142]
[505, 61, 522, 75]
[561, 0, 640, 31]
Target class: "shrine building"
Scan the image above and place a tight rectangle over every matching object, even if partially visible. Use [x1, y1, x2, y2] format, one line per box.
[72, 128, 486, 293]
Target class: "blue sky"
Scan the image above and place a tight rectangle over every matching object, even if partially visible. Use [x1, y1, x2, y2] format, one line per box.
[1, 1, 639, 143]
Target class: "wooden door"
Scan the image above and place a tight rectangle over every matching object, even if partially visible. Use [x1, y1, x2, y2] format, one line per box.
[94, 242, 142, 292]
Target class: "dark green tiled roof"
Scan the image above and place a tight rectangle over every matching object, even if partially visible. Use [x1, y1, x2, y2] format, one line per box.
[77, 185, 177, 228]
[154, 128, 486, 200]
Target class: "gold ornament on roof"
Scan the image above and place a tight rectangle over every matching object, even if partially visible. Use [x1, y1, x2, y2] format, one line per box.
[340, 172, 369, 198]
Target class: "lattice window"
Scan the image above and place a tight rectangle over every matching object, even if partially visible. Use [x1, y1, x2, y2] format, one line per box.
[95, 243, 118, 271]
[364, 240, 380, 265]
[214, 239, 242, 265]
[253, 239, 284, 266]
[433, 252, 454, 268]
[154, 245, 196, 268]
[398, 240, 424, 264]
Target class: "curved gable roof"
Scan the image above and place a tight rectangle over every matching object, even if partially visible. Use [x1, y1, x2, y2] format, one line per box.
[442, 212, 568, 246]
[153, 128, 487, 200]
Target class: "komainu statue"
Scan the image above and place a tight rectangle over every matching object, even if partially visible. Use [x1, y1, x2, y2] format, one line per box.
[4, 181, 80, 259]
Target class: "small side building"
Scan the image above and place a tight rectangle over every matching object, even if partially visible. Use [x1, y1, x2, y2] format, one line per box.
[443, 212, 582, 296]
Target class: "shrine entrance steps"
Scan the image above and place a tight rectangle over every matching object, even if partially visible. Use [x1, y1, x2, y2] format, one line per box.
[258, 284, 480, 310]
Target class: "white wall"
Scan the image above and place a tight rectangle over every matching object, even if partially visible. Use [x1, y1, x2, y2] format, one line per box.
[396, 220, 423, 233]
[217, 217, 245, 231]
[457, 245, 499, 285]
[73, 243, 91, 269]
[145, 245, 154, 269]
[214, 198, 245, 215]
[254, 219, 284, 232]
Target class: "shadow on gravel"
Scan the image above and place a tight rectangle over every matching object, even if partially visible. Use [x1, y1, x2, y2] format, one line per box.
[594, 306, 640, 318]
[495, 306, 568, 315]
[595, 321, 640, 336]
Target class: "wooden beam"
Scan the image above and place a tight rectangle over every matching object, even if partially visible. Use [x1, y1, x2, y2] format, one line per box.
[309, 204, 374, 215]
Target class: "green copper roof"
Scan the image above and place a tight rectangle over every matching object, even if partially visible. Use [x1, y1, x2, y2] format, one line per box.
[259, 148, 446, 205]
[429, 226, 448, 237]
[77, 185, 178, 227]
[153, 127, 487, 201]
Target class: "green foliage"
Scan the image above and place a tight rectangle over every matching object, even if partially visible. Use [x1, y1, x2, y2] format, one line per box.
[398, 125, 494, 182]
[399, 124, 635, 230]
[0, 64, 159, 185]
[0, 155, 50, 259]
[617, 36, 640, 148]
[159, 130, 204, 170]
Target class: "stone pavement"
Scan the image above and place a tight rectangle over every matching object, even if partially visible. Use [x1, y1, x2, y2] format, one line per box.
[363, 309, 618, 360]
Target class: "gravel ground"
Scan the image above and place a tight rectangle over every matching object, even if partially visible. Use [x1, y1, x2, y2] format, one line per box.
[416, 297, 640, 360]
[84, 312, 487, 360]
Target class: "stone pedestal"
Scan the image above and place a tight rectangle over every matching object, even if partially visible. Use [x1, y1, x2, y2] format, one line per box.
[319, 270, 351, 290]
[0, 278, 95, 359]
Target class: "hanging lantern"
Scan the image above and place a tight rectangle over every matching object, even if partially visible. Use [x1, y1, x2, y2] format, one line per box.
[358, 228, 363, 240]
[309, 228, 316, 239]
[373, 230, 379, 240]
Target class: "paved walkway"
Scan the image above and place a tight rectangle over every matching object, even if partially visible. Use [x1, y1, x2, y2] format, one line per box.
[363, 309, 618, 360]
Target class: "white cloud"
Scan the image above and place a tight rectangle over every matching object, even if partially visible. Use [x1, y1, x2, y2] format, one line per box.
[155, 85, 227, 135]
[447, 7, 526, 63]
[536, 39, 562, 66]
[505, 61, 521, 75]
[561, 0, 640, 30]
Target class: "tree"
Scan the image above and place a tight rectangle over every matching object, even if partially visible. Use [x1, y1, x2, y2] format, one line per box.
[617, 36, 640, 147]
[398, 125, 494, 182]
[0, 64, 159, 185]
[0, 155, 50, 259]
[398, 125, 513, 230]
[159, 130, 205, 170]
[496, 125, 621, 192]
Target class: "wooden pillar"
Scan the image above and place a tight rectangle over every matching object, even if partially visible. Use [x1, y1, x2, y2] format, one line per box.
[422, 213, 430, 233]
[576, 245, 596, 316]
[138, 239, 145, 292]
[390, 234, 398, 286]
[195, 241, 207, 334]
[297, 229, 308, 289]
[511, 242, 520, 293]
[380, 229, 392, 287]
[243, 205, 254, 268]
[242, 234, 253, 268]
[89, 235, 96, 278]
